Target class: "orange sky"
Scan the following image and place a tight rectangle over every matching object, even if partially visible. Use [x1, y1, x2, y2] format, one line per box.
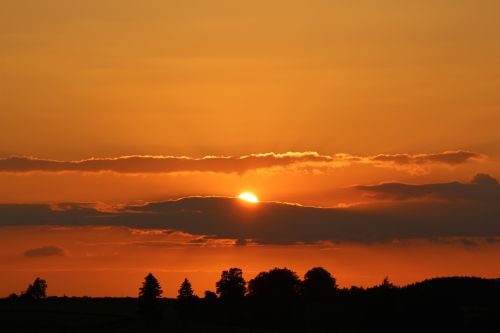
[1, 1, 499, 159]
[1, 226, 499, 297]
[0, 0, 499, 297]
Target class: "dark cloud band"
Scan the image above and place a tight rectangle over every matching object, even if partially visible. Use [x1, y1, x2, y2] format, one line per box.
[355, 173, 499, 201]
[1, 174, 498, 244]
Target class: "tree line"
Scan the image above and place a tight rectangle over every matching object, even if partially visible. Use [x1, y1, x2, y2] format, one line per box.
[136, 267, 347, 319]
[5, 269, 499, 331]
[139, 267, 341, 304]
[8, 266, 348, 303]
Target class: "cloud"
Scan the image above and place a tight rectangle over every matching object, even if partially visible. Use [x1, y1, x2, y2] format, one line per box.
[369, 151, 482, 166]
[1, 175, 499, 244]
[355, 173, 500, 201]
[428, 237, 481, 248]
[0, 150, 483, 174]
[367, 151, 484, 174]
[24, 246, 66, 257]
[0, 152, 330, 174]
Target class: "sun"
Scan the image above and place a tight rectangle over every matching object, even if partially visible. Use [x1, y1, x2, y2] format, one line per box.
[238, 192, 259, 203]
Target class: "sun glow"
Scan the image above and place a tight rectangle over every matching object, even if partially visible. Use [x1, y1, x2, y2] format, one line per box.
[238, 192, 259, 203]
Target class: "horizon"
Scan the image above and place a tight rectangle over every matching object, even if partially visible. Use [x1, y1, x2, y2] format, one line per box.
[8, 270, 498, 299]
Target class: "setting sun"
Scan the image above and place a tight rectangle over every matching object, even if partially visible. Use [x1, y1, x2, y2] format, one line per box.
[238, 192, 259, 203]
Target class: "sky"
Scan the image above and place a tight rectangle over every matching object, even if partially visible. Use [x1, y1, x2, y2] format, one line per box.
[0, 0, 499, 297]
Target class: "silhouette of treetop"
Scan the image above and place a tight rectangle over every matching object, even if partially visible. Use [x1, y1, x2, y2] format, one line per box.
[139, 273, 163, 300]
[379, 276, 397, 289]
[248, 267, 301, 302]
[216, 267, 246, 301]
[178, 278, 194, 300]
[22, 277, 47, 300]
[204, 290, 217, 301]
[303, 267, 337, 301]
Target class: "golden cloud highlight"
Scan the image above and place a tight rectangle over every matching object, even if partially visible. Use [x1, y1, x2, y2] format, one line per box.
[0, 150, 483, 175]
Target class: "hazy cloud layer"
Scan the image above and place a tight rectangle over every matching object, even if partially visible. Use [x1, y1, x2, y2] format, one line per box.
[369, 151, 482, 166]
[355, 173, 499, 201]
[24, 246, 66, 257]
[0, 150, 482, 174]
[1, 174, 498, 244]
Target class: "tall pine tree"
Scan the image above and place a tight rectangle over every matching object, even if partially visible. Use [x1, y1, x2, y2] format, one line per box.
[139, 273, 163, 301]
[138, 273, 163, 317]
[177, 278, 194, 300]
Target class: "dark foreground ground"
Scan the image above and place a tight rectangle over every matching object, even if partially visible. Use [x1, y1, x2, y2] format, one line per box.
[1, 277, 499, 333]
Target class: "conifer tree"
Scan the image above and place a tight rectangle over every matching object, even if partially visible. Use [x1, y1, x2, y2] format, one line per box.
[139, 273, 163, 301]
[178, 278, 194, 300]
[138, 273, 163, 317]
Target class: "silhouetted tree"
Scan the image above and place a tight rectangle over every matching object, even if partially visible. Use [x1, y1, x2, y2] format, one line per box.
[204, 290, 217, 301]
[178, 278, 194, 300]
[22, 277, 47, 300]
[7, 293, 18, 301]
[248, 268, 302, 303]
[348, 285, 365, 296]
[302, 267, 337, 302]
[138, 273, 163, 316]
[139, 273, 163, 300]
[216, 267, 246, 301]
[380, 276, 397, 289]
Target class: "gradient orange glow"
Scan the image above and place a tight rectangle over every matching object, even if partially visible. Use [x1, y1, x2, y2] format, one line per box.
[1, 226, 499, 297]
[0, 0, 499, 297]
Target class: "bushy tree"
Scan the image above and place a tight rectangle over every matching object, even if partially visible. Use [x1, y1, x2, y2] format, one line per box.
[204, 290, 217, 301]
[7, 293, 19, 301]
[248, 268, 301, 303]
[216, 267, 246, 301]
[22, 277, 47, 300]
[178, 278, 194, 300]
[302, 267, 337, 302]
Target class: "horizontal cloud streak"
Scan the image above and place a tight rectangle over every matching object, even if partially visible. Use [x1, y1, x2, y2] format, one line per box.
[0, 150, 483, 174]
[1, 174, 498, 244]
[0, 152, 329, 174]
[355, 173, 499, 201]
[370, 151, 482, 166]
[24, 246, 66, 257]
